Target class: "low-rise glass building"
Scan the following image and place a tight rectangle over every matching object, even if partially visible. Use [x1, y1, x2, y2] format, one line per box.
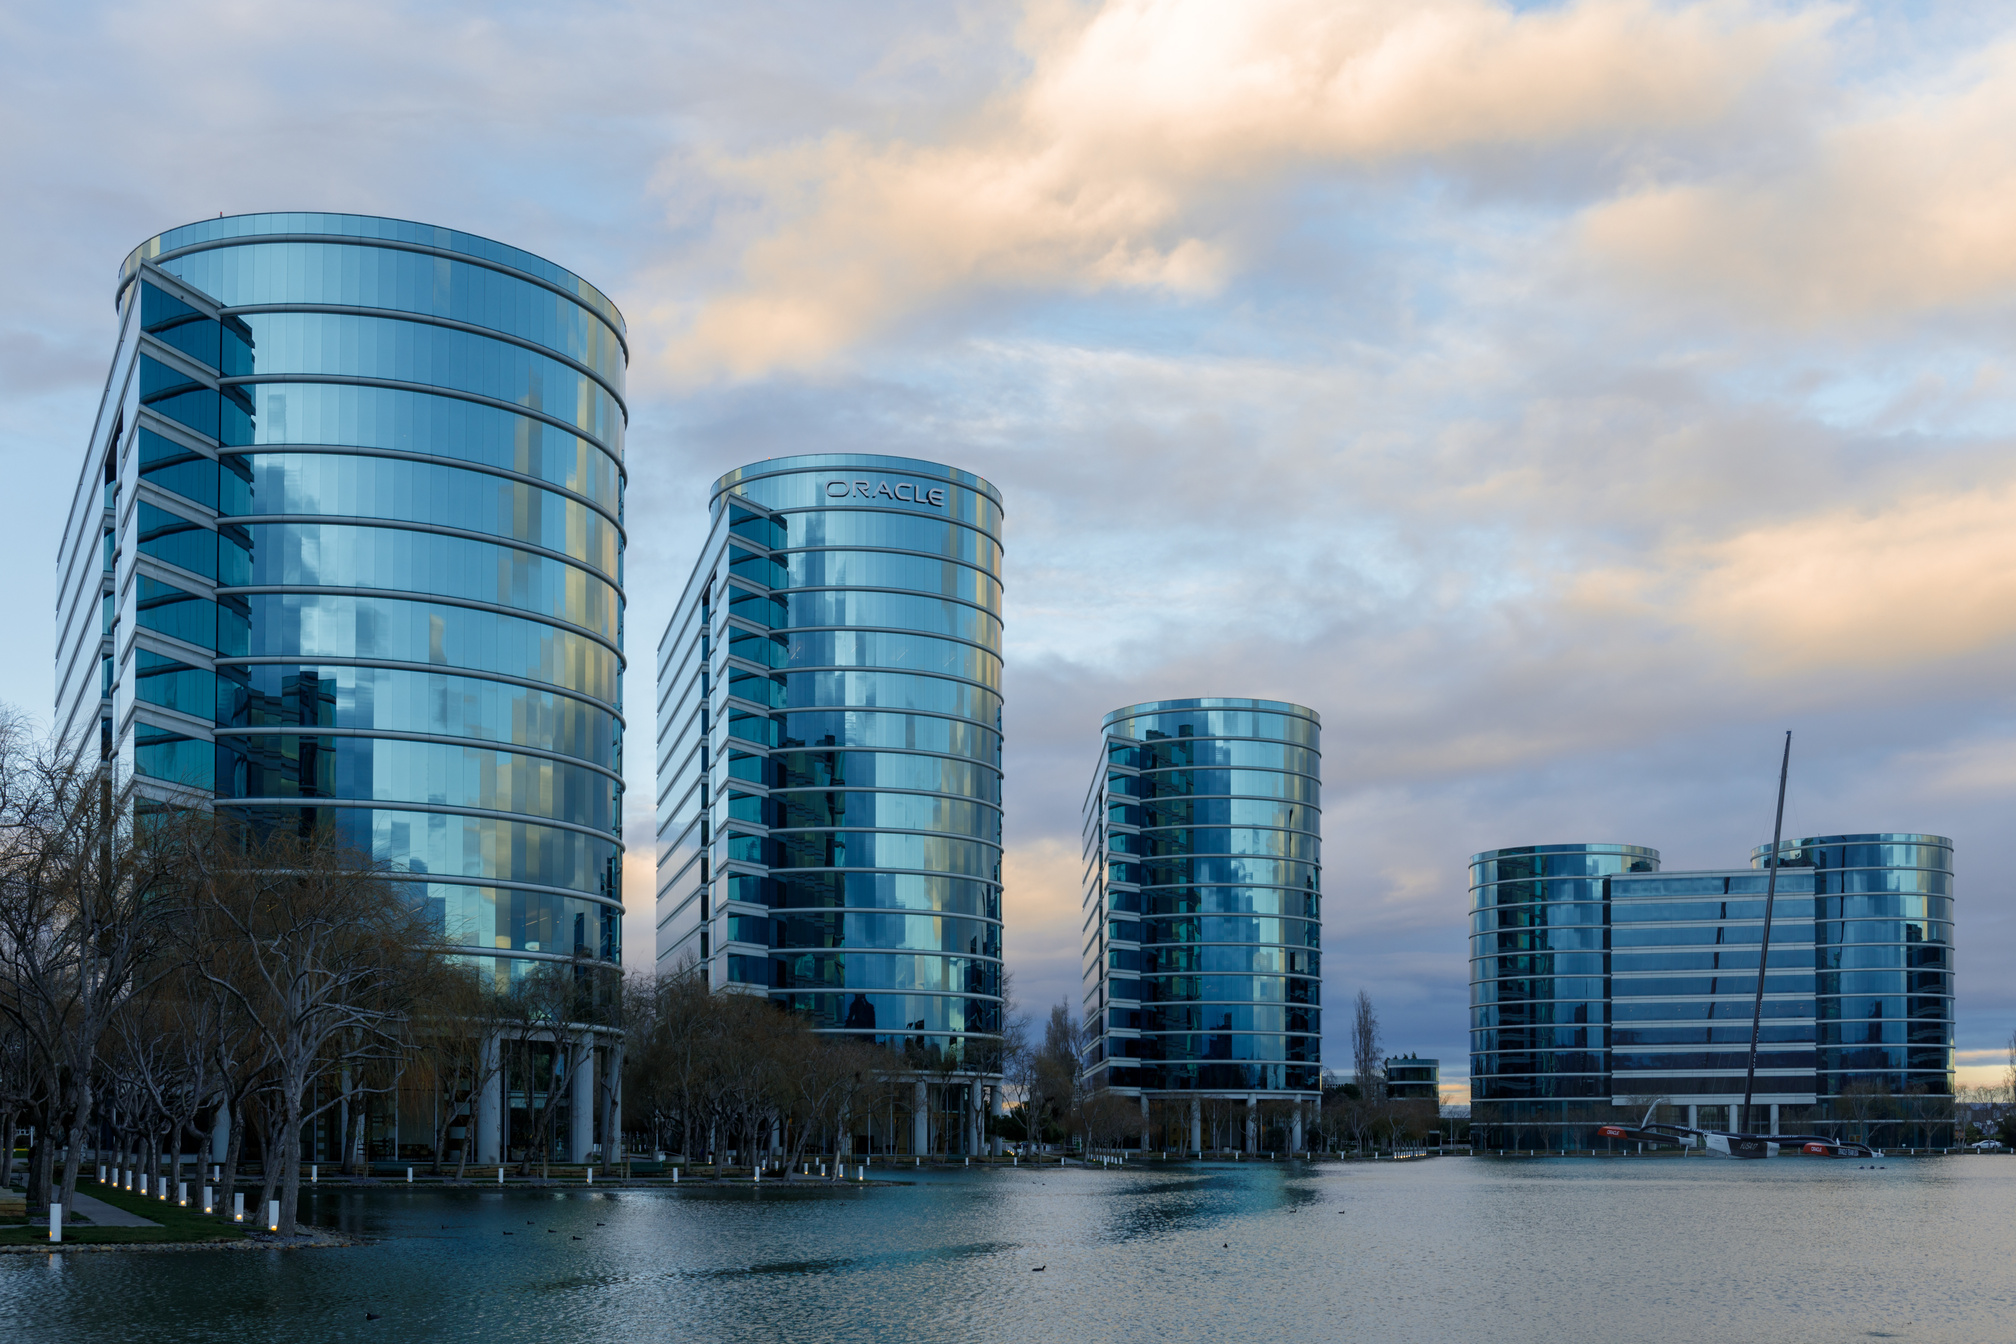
[1080, 698, 1321, 1152]
[1383, 1055, 1440, 1103]
[653, 454, 1005, 1154]
[1470, 834, 1954, 1150]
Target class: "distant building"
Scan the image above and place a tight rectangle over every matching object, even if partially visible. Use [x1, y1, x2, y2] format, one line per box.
[1384, 1055, 1440, 1103]
[1470, 835, 1955, 1151]
[1078, 698, 1322, 1153]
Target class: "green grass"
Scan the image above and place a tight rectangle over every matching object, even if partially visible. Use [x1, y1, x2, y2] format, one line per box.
[0, 1178, 252, 1246]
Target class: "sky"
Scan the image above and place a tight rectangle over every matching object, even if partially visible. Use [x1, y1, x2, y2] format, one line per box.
[4, 0, 2015, 1103]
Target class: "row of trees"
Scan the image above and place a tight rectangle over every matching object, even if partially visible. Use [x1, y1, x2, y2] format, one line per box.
[994, 990, 1437, 1157]
[0, 717, 616, 1236]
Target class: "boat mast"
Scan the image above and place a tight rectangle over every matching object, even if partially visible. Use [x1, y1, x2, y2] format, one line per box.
[1740, 731, 1792, 1135]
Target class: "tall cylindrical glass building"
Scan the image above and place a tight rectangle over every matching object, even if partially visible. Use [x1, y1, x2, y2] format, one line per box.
[654, 454, 1004, 1151]
[57, 213, 627, 986]
[1081, 698, 1321, 1148]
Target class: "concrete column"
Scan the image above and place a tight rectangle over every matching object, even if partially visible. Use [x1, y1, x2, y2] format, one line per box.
[1189, 1098, 1201, 1155]
[1686, 1104, 1698, 1133]
[1140, 1094, 1151, 1150]
[570, 1034, 596, 1161]
[1769, 1104, 1780, 1137]
[990, 1085, 1005, 1156]
[912, 1080, 930, 1156]
[1290, 1104, 1304, 1153]
[477, 1033, 503, 1164]
[1245, 1095, 1258, 1153]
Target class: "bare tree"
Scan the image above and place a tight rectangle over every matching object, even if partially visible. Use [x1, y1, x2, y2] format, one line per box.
[191, 829, 438, 1235]
[1351, 990, 1383, 1105]
[0, 720, 187, 1216]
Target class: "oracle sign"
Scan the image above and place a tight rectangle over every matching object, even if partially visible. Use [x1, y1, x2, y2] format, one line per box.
[824, 479, 948, 507]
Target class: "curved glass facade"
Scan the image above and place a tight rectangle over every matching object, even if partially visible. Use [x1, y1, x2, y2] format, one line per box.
[655, 456, 1004, 1076]
[1755, 834, 1954, 1103]
[59, 214, 625, 983]
[1082, 699, 1322, 1101]
[1468, 843, 1654, 1148]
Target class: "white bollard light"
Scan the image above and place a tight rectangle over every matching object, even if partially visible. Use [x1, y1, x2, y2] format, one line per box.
[498, 1167, 505, 1185]
[233, 1193, 244, 1222]
[48, 1205, 61, 1243]
[178, 1181, 188, 1207]
[672, 1168, 679, 1184]
[202, 1185, 212, 1214]
[406, 1168, 413, 1184]
[754, 1167, 761, 1183]
[586, 1168, 593, 1185]
[267, 1200, 279, 1231]
[212, 1166, 220, 1183]
[311, 1164, 318, 1184]
[97, 1164, 105, 1184]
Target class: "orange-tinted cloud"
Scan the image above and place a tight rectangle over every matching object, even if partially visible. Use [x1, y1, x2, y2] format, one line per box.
[1586, 41, 2016, 325]
[668, 0, 1818, 377]
[1574, 483, 2016, 675]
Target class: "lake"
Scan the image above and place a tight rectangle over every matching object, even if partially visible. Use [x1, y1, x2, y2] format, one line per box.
[4, 1156, 2011, 1343]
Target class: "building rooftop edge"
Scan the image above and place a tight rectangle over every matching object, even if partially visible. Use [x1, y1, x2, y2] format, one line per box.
[118, 211, 624, 334]
[1470, 842, 1660, 863]
[1102, 698, 1320, 728]
[711, 454, 1003, 508]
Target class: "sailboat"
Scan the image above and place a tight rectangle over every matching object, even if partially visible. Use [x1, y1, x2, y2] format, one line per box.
[1593, 732, 1881, 1162]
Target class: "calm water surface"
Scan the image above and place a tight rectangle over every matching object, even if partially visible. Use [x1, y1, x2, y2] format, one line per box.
[6, 1157, 2012, 1343]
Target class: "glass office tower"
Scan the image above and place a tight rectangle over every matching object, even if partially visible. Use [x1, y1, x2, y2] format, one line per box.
[1080, 699, 1321, 1151]
[57, 213, 627, 985]
[653, 455, 1005, 1148]
[1470, 834, 1954, 1150]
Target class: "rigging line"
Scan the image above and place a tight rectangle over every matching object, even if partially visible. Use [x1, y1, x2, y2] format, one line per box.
[1741, 730, 1792, 1136]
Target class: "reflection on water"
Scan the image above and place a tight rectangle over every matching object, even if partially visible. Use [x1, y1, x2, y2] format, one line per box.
[4, 1158, 2011, 1343]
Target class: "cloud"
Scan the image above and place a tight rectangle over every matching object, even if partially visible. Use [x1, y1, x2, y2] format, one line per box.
[1574, 482, 2016, 675]
[1586, 40, 2016, 325]
[667, 0, 1820, 376]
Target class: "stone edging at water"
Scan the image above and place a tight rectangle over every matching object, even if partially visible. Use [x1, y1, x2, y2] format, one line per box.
[0, 1228, 364, 1255]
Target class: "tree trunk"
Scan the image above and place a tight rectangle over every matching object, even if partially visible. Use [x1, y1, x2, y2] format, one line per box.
[0, 1110, 15, 1188]
[26, 1121, 51, 1216]
[278, 1098, 305, 1238]
[253, 1107, 281, 1232]
[58, 1080, 92, 1214]
[219, 1097, 245, 1221]
[345, 1092, 367, 1178]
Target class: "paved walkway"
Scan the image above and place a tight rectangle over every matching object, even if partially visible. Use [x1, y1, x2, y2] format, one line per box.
[68, 1191, 160, 1227]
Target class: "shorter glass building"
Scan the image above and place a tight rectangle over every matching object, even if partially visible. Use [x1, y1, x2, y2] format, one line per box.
[1470, 834, 1954, 1150]
[1080, 698, 1321, 1152]
[1383, 1055, 1440, 1103]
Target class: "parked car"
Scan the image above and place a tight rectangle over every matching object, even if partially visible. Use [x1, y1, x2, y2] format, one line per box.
[1969, 1139, 2003, 1151]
